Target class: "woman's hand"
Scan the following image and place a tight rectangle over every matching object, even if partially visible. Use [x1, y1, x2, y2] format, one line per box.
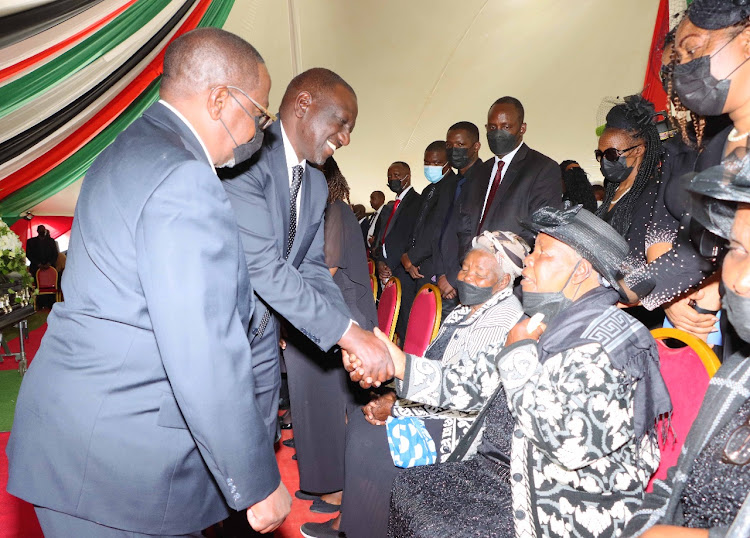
[362, 391, 397, 426]
[373, 327, 406, 379]
[641, 526, 708, 538]
[505, 317, 546, 346]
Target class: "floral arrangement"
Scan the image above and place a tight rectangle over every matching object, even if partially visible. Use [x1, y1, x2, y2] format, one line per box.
[0, 218, 33, 289]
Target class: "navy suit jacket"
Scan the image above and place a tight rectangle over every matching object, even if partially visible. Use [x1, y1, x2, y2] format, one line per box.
[6, 102, 279, 534]
[222, 121, 351, 436]
[372, 187, 422, 267]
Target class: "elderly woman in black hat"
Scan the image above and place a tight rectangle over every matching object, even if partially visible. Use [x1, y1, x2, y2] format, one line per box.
[373, 206, 671, 538]
[622, 116, 750, 538]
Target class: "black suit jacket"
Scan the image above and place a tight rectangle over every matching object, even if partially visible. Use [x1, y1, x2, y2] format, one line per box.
[458, 143, 562, 255]
[405, 181, 443, 273]
[372, 187, 422, 267]
[433, 162, 483, 287]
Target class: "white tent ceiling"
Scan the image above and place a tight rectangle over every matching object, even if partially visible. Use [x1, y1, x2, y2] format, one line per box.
[30, 0, 659, 215]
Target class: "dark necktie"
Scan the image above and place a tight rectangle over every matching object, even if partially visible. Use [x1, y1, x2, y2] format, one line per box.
[257, 164, 304, 339]
[411, 185, 436, 247]
[477, 160, 504, 234]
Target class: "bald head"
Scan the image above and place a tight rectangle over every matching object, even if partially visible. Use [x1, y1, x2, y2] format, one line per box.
[280, 67, 356, 116]
[161, 28, 265, 99]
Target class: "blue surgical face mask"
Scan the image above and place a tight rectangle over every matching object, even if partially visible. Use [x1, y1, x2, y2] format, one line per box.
[424, 165, 447, 183]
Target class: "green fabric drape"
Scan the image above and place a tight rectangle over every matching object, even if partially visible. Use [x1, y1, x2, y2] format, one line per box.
[0, 0, 172, 119]
[0, 0, 235, 218]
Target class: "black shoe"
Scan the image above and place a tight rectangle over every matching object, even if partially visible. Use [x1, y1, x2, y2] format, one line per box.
[295, 490, 321, 501]
[282, 438, 295, 448]
[300, 519, 344, 538]
[310, 498, 340, 514]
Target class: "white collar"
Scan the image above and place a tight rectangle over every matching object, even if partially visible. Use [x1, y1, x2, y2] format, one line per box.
[158, 100, 215, 172]
[494, 141, 523, 167]
[280, 120, 306, 171]
[396, 185, 413, 201]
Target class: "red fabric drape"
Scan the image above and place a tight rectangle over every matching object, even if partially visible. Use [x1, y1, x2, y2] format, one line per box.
[0, 0, 212, 200]
[10, 216, 73, 250]
[642, 0, 670, 112]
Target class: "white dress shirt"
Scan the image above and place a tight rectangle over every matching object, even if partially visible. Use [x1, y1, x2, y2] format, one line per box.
[158, 100, 215, 173]
[280, 120, 306, 226]
[479, 142, 523, 221]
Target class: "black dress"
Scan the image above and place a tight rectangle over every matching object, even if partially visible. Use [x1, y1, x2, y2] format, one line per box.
[284, 200, 376, 494]
[387, 384, 516, 538]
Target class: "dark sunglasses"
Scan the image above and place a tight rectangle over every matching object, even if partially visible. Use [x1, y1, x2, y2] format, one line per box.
[594, 144, 641, 163]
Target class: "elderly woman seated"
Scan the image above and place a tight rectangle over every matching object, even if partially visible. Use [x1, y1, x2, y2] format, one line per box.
[384, 206, 671, 538]
[301, 231, 527, 538]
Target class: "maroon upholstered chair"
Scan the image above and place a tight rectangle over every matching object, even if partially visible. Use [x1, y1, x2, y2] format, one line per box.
[403, 284, 442, 356]
[377, 277, 401, 341]
[647, 328, 720, 492]
[35, 266, 61, 309]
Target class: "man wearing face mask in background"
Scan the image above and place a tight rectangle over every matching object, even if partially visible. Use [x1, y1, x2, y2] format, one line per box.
[433, 121, 484, 319]
[222, 68, 394, 451]
[398, 141, 451, 335]
[6, 29, 292, 536]
[458, 96, 562, 258]
[372, 162, 422, 336]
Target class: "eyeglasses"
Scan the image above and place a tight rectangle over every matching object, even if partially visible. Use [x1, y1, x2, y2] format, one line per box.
[723, 416, 750, 466]
[225, 85, 277, 130]
[594, 144, 641, 163]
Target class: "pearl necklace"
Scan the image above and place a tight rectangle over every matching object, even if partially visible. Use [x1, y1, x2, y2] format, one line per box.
[728, 127, 750, 142]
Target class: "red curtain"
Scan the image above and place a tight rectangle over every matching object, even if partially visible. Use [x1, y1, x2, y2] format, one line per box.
[11, 216, 73, 250]
[642, 0, 670, 112]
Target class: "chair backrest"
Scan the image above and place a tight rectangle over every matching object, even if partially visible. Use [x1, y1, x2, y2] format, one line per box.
[367, 258, 375, 277]
[647, 328, 720, 491]
[370, 274, 378, 301]
[377, 277, 401, 341]
[36, 266, 58, 289]
[403, 284, 442, 356]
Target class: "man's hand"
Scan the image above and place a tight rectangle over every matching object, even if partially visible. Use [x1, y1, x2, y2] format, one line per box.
[377, 261, 392, 281]
[401, 253, 424, 280]
[339, 324, 394, 388]
[437, 274, 456, 300]
[664, 294, 717, 337]
[505, 317, 546, 346]
[363, 390, 397, 426]
[246, 481, 291, 533]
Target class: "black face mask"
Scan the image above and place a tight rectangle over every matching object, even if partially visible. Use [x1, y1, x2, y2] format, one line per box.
[447, 147, 471, 170]
[521, 260, 580, 324]
[723, 287, 750, 344]
[220, 115, 264, 168]
[600, 155, 633, 184]
[388, 179, 404, 194]
[456, 280, 495, 306]
[673, 32, 750, 117]
[487, 129, 519, 156]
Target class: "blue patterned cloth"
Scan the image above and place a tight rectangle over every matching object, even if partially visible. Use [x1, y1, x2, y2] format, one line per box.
[385, 417, 437, 468]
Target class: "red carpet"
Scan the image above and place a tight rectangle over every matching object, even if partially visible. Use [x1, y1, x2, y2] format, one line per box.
[0, 317, 333, 537]
[0, 320, 45, 371]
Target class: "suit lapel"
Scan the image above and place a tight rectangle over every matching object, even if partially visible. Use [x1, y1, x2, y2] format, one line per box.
[385, 189, 411, 240]
[486, 144, 529, 221]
